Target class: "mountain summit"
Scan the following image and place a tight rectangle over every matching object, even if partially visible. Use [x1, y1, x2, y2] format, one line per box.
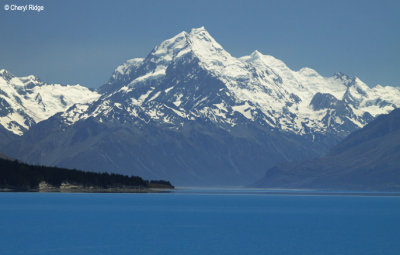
[73, 27, 400, 137]
[4, 27, 400, 186]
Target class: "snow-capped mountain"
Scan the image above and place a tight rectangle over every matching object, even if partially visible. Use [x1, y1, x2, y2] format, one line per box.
[0, 69, 100, 135]
[62, 27, 400, 137]
[5, 27, 400, 186]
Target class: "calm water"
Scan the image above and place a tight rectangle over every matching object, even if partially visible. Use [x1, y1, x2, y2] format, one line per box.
[0, 189, 400, 255]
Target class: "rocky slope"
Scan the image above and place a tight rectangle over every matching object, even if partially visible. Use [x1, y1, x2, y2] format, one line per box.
[4, 27, 400, 186]
[253, 109, 400, 191]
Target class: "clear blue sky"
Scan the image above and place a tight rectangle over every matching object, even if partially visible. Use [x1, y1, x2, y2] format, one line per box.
[0, 0, 399, 88]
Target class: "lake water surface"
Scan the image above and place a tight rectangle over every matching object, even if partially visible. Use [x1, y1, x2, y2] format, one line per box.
[0, 189, 399, 255]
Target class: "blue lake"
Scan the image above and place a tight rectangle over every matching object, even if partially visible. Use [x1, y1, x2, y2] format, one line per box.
[1, 189, 400, 255]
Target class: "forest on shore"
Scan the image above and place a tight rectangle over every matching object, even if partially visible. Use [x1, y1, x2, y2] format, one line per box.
[0, 158, 174, 191]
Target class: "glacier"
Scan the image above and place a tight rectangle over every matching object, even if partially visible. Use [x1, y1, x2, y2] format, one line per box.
[0, 69, 100, 135]
[63, 27, 400, 137]
[2, 27, 400, 186]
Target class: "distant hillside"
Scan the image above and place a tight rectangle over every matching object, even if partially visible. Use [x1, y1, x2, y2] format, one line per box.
[253, 108, 400, 191]
[0, 153, 13, 160]
[0, 151, 15, 161]
[0, 158, 174, 192]
[6, 27, 400, 187]
[0, 126, 16, 150]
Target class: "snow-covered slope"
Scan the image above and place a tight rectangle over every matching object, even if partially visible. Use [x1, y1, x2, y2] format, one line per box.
[64, 27, 400, 137]
[8, 27, 400, 186]
[0, 69, 100, 135]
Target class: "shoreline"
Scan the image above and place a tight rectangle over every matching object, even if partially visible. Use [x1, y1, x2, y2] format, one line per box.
[3, 188, 400, 196]
[0, 188, 174, 193]
[0, 181, 174, 193]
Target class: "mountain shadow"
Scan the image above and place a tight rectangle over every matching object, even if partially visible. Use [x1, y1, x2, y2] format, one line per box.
[253, 108, 400, 191]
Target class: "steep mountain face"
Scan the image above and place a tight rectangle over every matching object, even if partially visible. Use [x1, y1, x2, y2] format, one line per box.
[6, 27, 400, 186]
[63, 28, 400, 137]
[12, 115, 330, 186]
[0, 69, 100, 136]
[253, 109, 400, 191]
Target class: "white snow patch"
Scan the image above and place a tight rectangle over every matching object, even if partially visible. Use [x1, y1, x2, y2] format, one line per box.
[148, 91, 161, 102]
[232, 102, 254, 120]
[164, 86, 174, 93]
[173, 94, 183, 107]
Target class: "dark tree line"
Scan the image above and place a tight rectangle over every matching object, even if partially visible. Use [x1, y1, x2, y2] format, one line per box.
[0, 158, 173, 190]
